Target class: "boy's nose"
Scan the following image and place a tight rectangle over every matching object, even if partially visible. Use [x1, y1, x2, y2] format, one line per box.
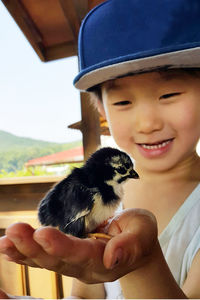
[133, 104, 163, 134]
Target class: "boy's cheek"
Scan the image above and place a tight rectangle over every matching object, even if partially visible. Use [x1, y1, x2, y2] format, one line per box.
[108, 121, 127, 141]
[111, 128, 133, 153]
[105, 113, 135, 152]
[176, 105, 200, 132]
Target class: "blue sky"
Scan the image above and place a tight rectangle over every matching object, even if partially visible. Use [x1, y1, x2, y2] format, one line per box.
[0, 1, 82, 144]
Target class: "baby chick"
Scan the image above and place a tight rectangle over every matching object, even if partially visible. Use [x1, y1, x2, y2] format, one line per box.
[38, 147, 139, 238]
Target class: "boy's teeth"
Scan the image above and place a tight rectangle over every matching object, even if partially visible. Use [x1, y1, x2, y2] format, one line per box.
[141, 140, 170, 149]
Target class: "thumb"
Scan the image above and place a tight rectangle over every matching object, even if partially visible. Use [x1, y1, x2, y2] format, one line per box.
[103, 231, 141, 270]
[103, 208, 158, 270]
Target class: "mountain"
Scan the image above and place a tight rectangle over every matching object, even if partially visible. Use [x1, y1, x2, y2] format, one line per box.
[0, 130, 82, 172]
[0, 130, 66, 151]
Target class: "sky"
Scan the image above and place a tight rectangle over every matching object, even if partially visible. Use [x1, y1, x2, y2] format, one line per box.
[1, 2, 200, 154]
[0, 1, 82, 144]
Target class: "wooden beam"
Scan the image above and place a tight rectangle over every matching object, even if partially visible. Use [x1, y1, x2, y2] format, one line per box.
[80, 92, 101, 160]
[21, 265, 31, 296]
[59, 0, 80, 40]
[45, 41, 77, 61]
[88, 0, 105, 10]
[1, 0, 45, 61]
[73, 0, 88, 20]
[0, 175, 64, 185]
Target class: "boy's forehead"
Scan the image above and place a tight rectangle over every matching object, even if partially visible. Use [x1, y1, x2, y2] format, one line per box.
[103, 79, 123, 92]
[102, 69, 194, 92]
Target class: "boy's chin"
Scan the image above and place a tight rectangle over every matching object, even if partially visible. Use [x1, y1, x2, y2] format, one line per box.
[136, 158, 179, 174]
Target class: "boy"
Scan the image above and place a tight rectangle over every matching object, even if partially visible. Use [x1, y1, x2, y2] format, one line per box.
[0, 0, 200, 298]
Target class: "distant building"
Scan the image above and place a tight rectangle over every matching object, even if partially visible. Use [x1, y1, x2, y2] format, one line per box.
[25, 146, 84, 175]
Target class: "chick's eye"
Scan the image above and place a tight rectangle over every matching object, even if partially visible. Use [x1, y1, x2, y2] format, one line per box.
[113, 100, 131, 106]
[159, 92, 181, 100]
[125, 163, 131, 169]
[117, 167, 126, 174]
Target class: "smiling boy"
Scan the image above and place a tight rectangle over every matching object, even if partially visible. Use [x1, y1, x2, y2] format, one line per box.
[1, 0, 200, 299]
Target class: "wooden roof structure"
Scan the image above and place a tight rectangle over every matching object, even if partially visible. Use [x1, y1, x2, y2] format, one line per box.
[1, 0, 109, 159]
[68, 116, 110, 136]
[2, 0, 105, 61]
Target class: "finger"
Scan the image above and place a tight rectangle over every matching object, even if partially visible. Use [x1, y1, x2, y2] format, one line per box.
[5, 223, 60, 269]
[103, 232, 138, 269]
[34, 227, 105, 263]
[0, 236, 26, 261]
[34, 227, 107, 280]
[0, 235, 14, 250]
[105, 219, 122, 236]
[2, 254, 36, 267]
[6, 223, 42, 257]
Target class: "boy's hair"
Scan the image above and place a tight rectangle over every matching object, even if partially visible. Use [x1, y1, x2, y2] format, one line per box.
[73, 0, 200, 92]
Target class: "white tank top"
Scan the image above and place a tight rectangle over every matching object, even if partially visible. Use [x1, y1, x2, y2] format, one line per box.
[105, 184, 200, 298]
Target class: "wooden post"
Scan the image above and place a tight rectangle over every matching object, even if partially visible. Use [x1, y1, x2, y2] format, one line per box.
[80, 92, 101, 160]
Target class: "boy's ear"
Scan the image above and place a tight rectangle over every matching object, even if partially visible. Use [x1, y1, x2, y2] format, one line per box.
[97, 100, 106, 118]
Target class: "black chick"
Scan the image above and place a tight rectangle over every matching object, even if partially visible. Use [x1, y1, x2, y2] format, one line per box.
[38, 147, 139, 238]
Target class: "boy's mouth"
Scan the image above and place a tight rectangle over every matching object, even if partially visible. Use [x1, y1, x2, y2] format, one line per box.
[138, 138, 173, 150]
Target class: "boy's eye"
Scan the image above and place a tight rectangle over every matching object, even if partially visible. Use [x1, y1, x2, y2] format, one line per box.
[159, 92, 181, 100]
[113, 100, 131, 106]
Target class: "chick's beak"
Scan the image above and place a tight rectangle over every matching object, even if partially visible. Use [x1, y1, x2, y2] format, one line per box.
[129, 169, 139, 179]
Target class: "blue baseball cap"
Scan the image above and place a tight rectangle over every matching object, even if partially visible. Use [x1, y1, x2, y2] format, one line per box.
[74, 0, 200, 91]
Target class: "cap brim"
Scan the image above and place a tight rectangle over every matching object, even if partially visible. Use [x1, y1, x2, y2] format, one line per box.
[74, 47, 200, 91]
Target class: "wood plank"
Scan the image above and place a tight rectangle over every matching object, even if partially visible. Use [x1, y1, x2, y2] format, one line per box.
[0, 191, 46, 201]
[21, 0, 74, 47]
[0, 178, 64, 211]
[0, 211, 39, 229]
[0, 175, 64, 185]
[56, 274, 64, 299]
[45, 41, 77, 61]
[0, 197, 41, 212]
[21, 265, 31, 296]
[0, 259, 25, 295]
[62, 276, 73, 298]
[1, 0, 45, 61]
[73, 0, 88, 20]
[0, 186, 51, 196]
[89, 0, 106, 9]
[59, 0, 80, 40]
[0, 184, 55, 195]
[28, 268, 60, 298]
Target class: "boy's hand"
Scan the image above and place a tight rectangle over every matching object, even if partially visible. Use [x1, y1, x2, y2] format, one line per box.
[0, 208, 158, 284]
[104, 208, 158, 271]
[0, 289, 10, 299]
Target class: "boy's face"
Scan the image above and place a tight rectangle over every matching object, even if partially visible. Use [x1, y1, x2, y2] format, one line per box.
[99, 71, 200, 173]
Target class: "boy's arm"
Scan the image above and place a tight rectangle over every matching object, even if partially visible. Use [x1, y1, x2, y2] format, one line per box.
[119, 241, 187, 299]
[70, 279, 105, 299]
[182, 249, 200, 298]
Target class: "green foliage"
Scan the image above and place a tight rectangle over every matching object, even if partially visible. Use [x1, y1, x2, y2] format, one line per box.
[0, 130, 82, 175]
[0, 167, 54, 178]
[0, 163, 84, 178]
[68, 162, 83, 172]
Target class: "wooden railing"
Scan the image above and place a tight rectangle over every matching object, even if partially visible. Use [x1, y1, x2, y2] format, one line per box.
[0, 176, 73, 298]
